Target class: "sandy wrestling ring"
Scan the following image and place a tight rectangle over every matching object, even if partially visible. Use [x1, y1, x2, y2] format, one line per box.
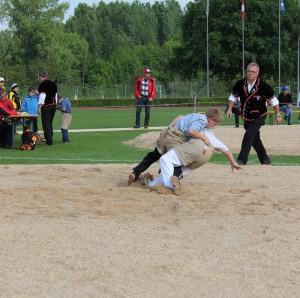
[0, 125, 299, 297]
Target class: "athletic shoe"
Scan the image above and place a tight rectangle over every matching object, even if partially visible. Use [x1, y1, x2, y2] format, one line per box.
[284, 116, 288, 121]
[144, 126, 148, 129]
[170, 176, 183, 196]
[133, 125, 140, 129]
[128, 173, 138, 185]
[262, 157, 272, 165]
[237, 159, 246, 166]
[139, 172, 154, 187]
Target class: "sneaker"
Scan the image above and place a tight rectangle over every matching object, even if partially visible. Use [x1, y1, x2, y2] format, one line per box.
[237, 159, 246, 166]
[284, 116, 288, 121]
[144, 126, 148, 129]
[133, 125, 140, 129]
[128, 173, 138, 185]
[139, 172, 154, 187]
[262, 157, 272, 165]
[62, 141, 69, 144]
[170, 176, 184, 196]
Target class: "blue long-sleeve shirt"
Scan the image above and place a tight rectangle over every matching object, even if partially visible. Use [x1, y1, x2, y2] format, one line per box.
[21, 94, 38, 115]
[175, 113, 208, 139]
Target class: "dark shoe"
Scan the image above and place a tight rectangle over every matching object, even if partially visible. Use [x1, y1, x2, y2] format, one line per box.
[144, 126, 148, 129]
[133, 125, 140, 129]
[45, 142, 53, 145]
[284, 116, 288, 121]
[237, 159, 246, 166]
[262, 157, 272, 165]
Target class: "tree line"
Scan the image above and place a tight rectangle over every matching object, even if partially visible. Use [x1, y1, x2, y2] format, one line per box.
[0, 0, 299, 94]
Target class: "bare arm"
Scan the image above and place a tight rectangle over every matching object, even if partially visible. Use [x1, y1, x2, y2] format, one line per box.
[226, 100, 235, 118]
[222, 150, 243, 172]
[273, 104, 282, 124]
[188, 130, 210, 146]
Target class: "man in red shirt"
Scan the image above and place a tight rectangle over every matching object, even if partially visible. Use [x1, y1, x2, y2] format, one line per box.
[133, 69, 156, 129]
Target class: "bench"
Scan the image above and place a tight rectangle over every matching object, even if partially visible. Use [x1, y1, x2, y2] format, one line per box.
[268, 110, 300, 125]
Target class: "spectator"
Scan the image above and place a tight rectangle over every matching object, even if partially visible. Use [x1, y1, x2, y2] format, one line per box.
[226, 62, 281, 166]
[0, 77, 6, 92]
[133, 69, 156, 129]
[57, 95, 72, 144]
[0, 89, 19, 148]
[278, 86, 293, 125]
[21, 86, 39, 133]
[38, 70, 57, 145]
[9, 83, 21, 110]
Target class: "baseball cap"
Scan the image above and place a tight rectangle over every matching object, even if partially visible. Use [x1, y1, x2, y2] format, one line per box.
[0, 77, 5, 82]
[11, 83, 18, 90]
[281, 86, 288, 91]
[143, 69, 151, 74]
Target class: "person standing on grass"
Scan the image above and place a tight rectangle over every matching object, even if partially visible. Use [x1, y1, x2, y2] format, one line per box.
[21, 86, 39, 133]
[57, 95, 72, 144]
[133, 69, 156, 129]
[38, 70, 57, 146]
[226, 62, 281, 166]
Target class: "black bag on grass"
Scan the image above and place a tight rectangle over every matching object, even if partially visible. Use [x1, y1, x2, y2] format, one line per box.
[20, 128, 38, 150]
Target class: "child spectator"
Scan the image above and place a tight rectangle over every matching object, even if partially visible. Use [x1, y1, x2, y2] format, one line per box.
[57, 96, 72, 144]
[21, 86, 39, 133]
[9, 83, 21, 110]
[0, 77, 6, 92]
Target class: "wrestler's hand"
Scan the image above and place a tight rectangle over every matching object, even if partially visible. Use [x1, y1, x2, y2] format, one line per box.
[231, 163, 243, 172]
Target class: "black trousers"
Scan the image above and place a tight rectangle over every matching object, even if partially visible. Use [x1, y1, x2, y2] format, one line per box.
[238, 116, 269, 164]
[41, 105, 56, 144]
[133, 147, 182, 178]
[232, 106, 241, 127]
[135, 96, 152, 127]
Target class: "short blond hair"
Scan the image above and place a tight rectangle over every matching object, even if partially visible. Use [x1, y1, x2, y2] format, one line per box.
[205, 108, 224, 123]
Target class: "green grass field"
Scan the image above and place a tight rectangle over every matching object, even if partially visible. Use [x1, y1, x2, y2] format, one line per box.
[1, 106, 299, 165]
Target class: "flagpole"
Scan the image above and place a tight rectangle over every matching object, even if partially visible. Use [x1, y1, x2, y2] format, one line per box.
[206, 0, 209, 98]
[297, 0, 300, 108]
[279, 0, 281, 89]
[242, 0, 245, 77]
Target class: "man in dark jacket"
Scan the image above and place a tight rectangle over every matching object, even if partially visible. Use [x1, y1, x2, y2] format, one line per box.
[38, 70, 57, 145]
[226, 62, 281, 165]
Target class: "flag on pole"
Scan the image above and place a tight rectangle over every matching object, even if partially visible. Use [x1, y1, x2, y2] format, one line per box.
[241, 0, 245, 19]
[280, 0, 285, 14]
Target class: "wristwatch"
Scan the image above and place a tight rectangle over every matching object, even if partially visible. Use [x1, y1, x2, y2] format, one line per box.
[276, 114, 281, 117]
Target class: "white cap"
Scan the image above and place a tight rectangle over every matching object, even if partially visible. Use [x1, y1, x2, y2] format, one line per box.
[0, 77, 5, 82]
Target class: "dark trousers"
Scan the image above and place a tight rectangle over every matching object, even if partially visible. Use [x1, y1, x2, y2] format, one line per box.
[238, 116, 269, 164]
[133, 147, 182, 178]
[135, 96, 152, 127]
[24, 118, 38, 133]
[41, 105, 56, 145]
[232, 107, 241, 127]
[0, 122, 13, 147]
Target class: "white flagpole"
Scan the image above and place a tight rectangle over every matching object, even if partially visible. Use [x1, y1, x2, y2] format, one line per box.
[206, 0, 209, 98]
[242, 8, 245, 77]
[297, 0, 300, 108]
[279, 0, 281, 89]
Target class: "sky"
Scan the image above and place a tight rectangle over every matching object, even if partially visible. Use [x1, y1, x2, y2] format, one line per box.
[0, 0, 191, 30]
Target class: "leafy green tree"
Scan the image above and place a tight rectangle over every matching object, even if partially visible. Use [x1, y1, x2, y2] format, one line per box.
[173, 0, 300, 85]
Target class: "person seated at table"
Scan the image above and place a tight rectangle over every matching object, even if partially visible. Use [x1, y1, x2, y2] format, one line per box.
[0, 90, 19, 149]
[21, 86, 39, 133]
